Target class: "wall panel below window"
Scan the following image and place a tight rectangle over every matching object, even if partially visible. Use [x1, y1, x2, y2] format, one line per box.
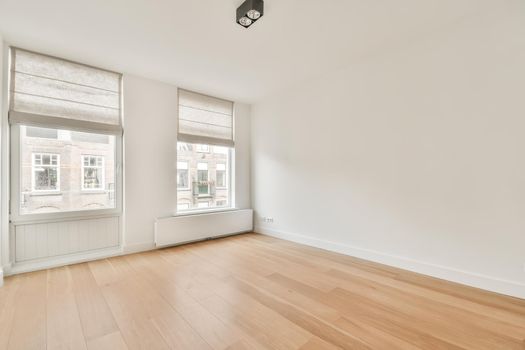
[14, 216, 119, 262]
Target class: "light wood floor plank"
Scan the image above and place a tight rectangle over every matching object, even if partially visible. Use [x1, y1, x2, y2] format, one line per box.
[47, 266, 87, 350]
[86, 331, 128, 350]
[0, 276, 22, 349]
[7, 271, 47, 350]
[69, 263, 120, 341]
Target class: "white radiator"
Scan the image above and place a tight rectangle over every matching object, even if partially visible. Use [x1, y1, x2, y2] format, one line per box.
[154, 209, 253, 248]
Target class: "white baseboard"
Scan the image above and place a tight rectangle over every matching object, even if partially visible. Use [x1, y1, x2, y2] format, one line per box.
[255, 226, 525, 300]
[0, 267, 3, 287]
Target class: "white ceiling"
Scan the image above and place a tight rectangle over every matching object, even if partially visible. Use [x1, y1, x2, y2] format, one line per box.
[0, 0, 492, 103]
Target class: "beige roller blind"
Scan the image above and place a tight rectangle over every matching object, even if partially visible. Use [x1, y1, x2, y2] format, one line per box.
[178, 89, 234, 147]
[9, 48, 122, 132]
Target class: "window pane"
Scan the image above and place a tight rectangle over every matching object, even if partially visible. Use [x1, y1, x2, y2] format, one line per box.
[20, 125, 116, 214]
[177, 141, 232, 212]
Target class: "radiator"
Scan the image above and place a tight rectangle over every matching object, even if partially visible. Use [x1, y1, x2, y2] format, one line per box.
[154, 209, 253, 247]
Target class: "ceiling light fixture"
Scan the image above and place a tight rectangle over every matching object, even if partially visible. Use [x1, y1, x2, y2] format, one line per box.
[236, 0, 264, 28]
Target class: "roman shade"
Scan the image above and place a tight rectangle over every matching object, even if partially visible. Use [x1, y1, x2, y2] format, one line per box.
[9, 48, 122, 134]
[178, 89, 234, 147]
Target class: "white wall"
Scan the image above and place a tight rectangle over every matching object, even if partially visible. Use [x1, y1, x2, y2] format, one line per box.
[252, 4, 525, 298]
[123, 75, 251, 251]
[234, 103, 251, 209]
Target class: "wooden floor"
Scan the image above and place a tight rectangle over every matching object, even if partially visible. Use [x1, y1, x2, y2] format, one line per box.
[1, 233, 525, 349]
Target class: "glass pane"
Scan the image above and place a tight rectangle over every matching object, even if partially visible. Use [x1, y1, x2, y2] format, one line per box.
[177, 141, 231, 212]
[20, 125, 116, 214]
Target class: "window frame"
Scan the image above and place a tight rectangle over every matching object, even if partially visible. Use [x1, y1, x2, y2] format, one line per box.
[31, 152, 61, 193]
[10, 124, 123, 224]
[81, 155, 105, 191]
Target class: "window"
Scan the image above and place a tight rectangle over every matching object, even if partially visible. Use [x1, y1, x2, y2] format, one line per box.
[18, 127, 117, 215]
[82, 155, 105, 190]
[32, 153, 59, 191]
[9, 48, 122, 219]
[216, 163, 227, 188]
[197, 163, 209, 195]
[177, 161, 189, 189]
[176, 89, 234, 213]
[177, 142, 232, 212]
[196, 144, 210, 152]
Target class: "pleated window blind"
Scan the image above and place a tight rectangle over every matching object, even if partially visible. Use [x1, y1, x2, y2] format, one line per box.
[178, 89, 234, 147]
[9, 48, 122, 133]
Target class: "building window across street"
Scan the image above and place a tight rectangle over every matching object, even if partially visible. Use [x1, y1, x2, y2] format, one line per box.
[177, 161, 189, 189]
[32, 153, 60, 192]
[82, 155, 105, 190]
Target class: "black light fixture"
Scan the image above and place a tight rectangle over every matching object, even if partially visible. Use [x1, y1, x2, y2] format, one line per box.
[236, 0, 264, 28]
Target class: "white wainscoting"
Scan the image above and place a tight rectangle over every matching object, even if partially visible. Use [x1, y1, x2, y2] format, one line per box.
[14, 216, 120, 263]
[155, 209, 253, 248]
